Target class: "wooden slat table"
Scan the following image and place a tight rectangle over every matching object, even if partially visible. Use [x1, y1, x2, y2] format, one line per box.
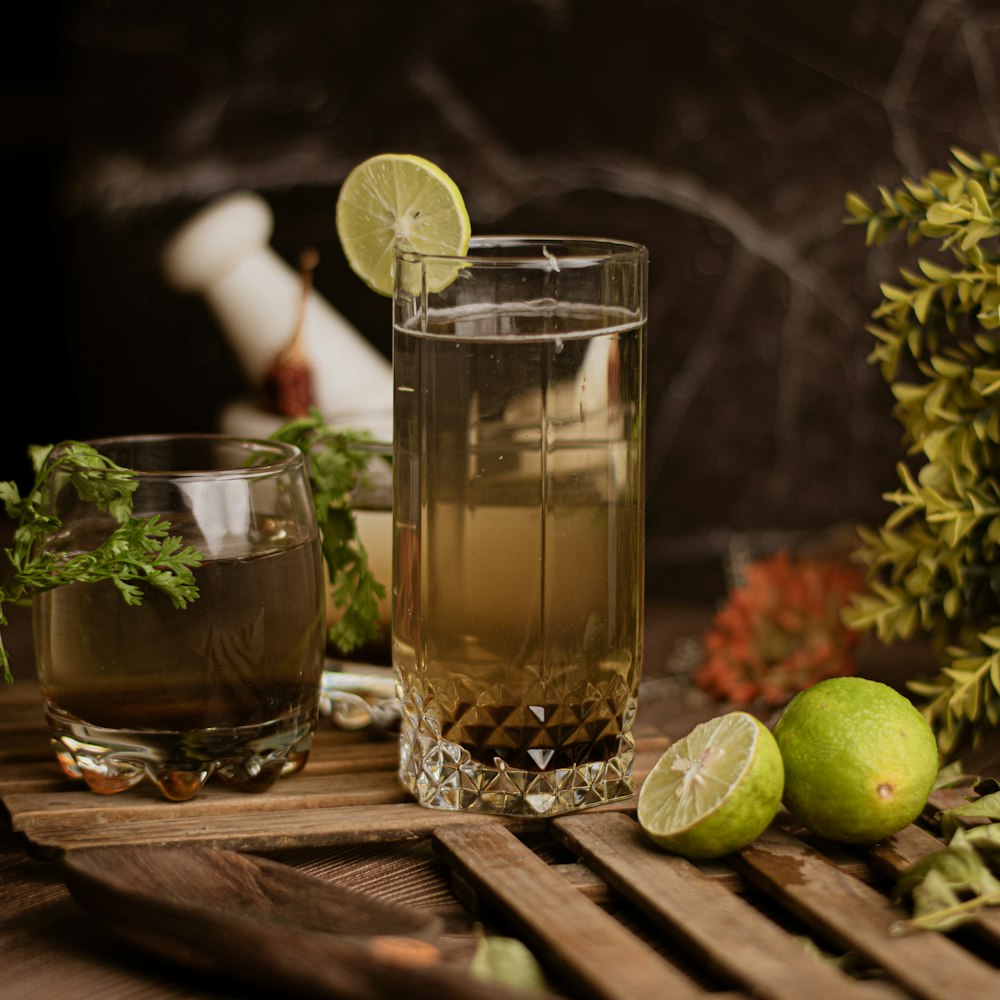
[3, 676, 1000, 1000]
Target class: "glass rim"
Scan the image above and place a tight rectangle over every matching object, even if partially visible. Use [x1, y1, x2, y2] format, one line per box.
[393, 235, 648, 266]
[72, 433, 305, 479]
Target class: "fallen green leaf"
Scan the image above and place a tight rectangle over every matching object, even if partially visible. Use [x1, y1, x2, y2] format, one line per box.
[938, 790, 1000, 840]
[893, 828, 1000, 932]
[470, 926, 548, 993]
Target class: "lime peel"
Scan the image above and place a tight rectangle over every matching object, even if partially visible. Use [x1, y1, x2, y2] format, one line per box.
[335, 153, 471, 297]
[638, 711, 785, 859]
[773, 676, 939, 845]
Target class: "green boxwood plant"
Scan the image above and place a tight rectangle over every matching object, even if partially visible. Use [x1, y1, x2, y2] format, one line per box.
[843, 148, 1000, 757]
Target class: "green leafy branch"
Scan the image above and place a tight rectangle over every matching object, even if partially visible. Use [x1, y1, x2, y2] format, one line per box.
[845, 148, 1000, 462]
[0, 442, 203, 683]
[270, 408, 388, 654]
[906, 630, 1000, 757]
[842, 148, 1000, 755]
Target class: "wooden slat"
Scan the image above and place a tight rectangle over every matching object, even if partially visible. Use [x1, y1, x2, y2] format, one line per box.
[433, 822, 724, 1000]
[0, 725, 666, 781]
[0, 719, 49, 739]
[5, 771, 410, 829]
[0, 760, 77, 797]
[0, 722, 50, 764]
[0, 681, 46, 714]
[1, 742, 675, 857]
[865, 822, 955, 881]
[13, 799, 564, 858]
[6, 677, 1000, 999]
[58, 845, 544, 1000]
[552, 811, 876, 1000]
[734, 826, 1000, 1000]
[12, 795, 646, 860]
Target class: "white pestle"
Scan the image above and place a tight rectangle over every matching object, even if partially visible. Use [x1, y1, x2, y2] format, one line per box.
[160, 191, 394, 422]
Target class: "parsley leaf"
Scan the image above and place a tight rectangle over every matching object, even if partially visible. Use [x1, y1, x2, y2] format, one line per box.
[269, 408, 388, 654]
[0, 442, 203, 683]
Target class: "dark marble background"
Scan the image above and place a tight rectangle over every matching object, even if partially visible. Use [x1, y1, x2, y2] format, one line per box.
[6, 0, 1000, 600]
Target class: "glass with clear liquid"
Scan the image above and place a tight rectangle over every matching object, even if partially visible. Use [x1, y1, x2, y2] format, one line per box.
[33, 435, 326, 801]
[393, 237, 647, 816]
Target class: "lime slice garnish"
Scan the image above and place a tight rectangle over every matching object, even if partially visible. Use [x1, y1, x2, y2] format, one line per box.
[637, 711, 784, 859]
[335, 153, 471, 297]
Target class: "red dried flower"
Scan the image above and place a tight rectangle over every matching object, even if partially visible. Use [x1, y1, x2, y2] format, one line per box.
[695, 551, 864, 706]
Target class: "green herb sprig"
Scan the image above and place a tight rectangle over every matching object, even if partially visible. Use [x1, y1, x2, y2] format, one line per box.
[841, 147, 1000, 755]
[270, 408, 388, 654]
[0, 442, 203, 683]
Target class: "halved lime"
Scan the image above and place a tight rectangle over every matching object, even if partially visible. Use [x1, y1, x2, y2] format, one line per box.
[335, 153, 471, 297]
[637, 711, 784, 859]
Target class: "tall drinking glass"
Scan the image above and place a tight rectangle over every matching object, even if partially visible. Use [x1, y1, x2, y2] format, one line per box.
[392, 237, 647, 816]
[33, 435, 326, 801]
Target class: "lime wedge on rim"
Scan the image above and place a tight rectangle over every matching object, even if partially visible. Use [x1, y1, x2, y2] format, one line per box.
[637, 711, 784, 859]
[335, 153, 471, 297]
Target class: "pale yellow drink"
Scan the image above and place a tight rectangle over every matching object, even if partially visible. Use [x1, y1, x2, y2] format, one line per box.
[392, 246, 646, 818]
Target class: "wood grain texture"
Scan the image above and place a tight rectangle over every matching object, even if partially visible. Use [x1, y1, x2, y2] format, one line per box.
[4, 681, 1000, 998]
[60, 844, 552, 1000]
[5, 770, 410, 826]
[432, 823, 712, 1000]
[63, 844, 444, 939]
[552, 811, 877, 1000]
[15, 799, 547, 858]
[1, 743, 658, 857]
[734, 826, 1000, 1000]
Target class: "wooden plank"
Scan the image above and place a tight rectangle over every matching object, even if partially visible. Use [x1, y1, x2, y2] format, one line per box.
[13, 799, 566, 858]
[552, 812, 876, 1000]
[0, 681, 46, 713]
[0, 723, 50, 764]
[0, 719, 49, 738]
[0, 743, 659, 830]
[5, 771, 410, 829]
[734, 825, 1000, 1000]
[0, 721, 666, 780]
[432, 823, 717, 1000]
[0, 760, 76, 797]
[549, 861, 612, 904]
[13, 795, 647, 860]
[0, 736, 403, 799]
[0, 711, 664, 858]
[57, 845, 548, 1000]
[864, 822, 952, 880]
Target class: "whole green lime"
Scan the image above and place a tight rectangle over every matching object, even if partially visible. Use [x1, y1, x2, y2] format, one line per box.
[637, 711, 784, 859]
[773, 676, 938, 844]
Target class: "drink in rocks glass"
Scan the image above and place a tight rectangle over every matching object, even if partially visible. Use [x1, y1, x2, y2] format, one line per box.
[32, 435, 326, 801]
[392, 237, 647, 816]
